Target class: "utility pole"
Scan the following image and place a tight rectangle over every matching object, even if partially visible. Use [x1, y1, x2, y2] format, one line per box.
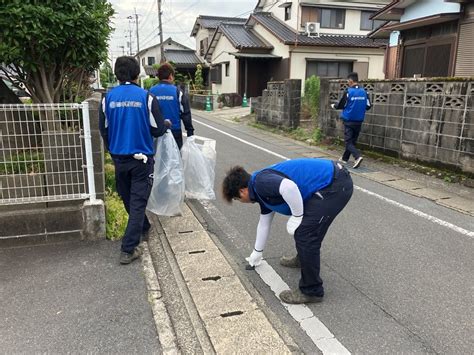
[157, 0, 164, 62]
[135, 9, 140, 54]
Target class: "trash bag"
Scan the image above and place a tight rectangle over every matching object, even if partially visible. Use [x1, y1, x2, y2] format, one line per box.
[181, 136, 216, 200]
[147, 131, 184, 216]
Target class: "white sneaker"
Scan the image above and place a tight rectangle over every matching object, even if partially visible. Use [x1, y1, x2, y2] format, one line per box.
[338, 157, 348, 164]
[353, 157, 363, 169]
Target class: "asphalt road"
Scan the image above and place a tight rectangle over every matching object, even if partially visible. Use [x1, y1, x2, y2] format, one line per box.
[191, 112, 474, 354]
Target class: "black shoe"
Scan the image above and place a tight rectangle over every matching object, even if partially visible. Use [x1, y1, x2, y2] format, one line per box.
[279, 289, 323, 304]
[119, 248, 142, 265]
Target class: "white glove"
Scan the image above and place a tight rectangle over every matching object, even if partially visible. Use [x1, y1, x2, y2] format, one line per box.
[331, 103, 336, 109]
[287, 215, 303, 235]
[247, 249, 263, 267]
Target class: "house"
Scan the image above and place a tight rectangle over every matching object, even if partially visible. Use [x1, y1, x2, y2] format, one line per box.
[197, 0, 391, 98]
[191, 16, 248, 61]
[135, 37, 203, 79]
[369, 0, 474, 78]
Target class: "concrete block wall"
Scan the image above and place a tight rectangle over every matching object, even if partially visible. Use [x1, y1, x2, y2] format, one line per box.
[252, 79, 301, 129]
[320, 79, 473, 173]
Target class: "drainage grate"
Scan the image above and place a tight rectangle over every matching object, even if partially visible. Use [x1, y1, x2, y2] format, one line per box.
[202, 276, 221, 281]
[220, 311, 244, 318]
[188, 250, 206, 254]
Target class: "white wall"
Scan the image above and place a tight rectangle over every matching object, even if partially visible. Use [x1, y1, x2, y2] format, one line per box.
[210, 36, 238, 94]
[401, 0, 460, 22]
[137, 41, 190, 77]
[252, 23, 290, 58]
[290, 47, 385, 92]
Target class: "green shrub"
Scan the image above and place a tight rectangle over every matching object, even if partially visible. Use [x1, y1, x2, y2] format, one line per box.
[105, 191, 128, 240]
[0, 151, 44, 174]
[143, 77, 159, 90]
[104, 152, 127, 240]
[304, 76, 320, 120]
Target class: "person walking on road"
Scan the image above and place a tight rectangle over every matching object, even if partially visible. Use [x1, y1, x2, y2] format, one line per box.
[331, 72, 371, 169]
[222, 158, 353, 304]
[149, 62, 194, 149]
[99, 56, 170, 265]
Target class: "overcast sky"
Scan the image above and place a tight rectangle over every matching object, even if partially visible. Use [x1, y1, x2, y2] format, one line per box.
[108, 0, 257, 59]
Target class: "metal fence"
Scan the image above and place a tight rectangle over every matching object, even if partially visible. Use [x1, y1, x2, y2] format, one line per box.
[0, 102, 96, 205]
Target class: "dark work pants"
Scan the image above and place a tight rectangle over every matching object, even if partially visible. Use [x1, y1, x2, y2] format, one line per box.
[113, 156, 154, 254]
[294, 164, 353, 296]
[172, 130, 183, 150]
[342, 123, 362, 161]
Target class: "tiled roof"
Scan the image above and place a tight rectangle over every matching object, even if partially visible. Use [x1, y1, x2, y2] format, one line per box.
[250, 12, 387, 48]
[199, 15, 247, 29]
[219, 23, 273, 49]
[191, 15, 247, 36]
[164, 50, 203, 67]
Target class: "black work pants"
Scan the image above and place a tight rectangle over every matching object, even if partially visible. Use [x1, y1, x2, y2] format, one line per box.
[294, 164, 353, 296]
[113, 156, 154, 254]
[342, 123, 362, 161]
[172, 130, 183, 150]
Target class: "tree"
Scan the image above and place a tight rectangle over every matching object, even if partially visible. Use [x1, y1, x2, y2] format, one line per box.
[0, 0, 114, 103]
[194, 64, 204, 92]
[100, 61, 115, 89]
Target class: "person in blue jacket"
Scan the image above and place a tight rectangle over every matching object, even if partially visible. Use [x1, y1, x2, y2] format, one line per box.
[149, 62, 194, 149]
[99, 56, 170, 265]
[332, 72, 371, 169]
[222, 158, 353, 304]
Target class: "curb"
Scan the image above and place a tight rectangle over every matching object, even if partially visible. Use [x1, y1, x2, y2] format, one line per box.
[141, 243, 180, 354]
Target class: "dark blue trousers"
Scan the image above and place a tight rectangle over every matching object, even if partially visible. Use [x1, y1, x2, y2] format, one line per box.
[113, 156, 154, 254]
[294, 164, 353, 296]
[342, 123, 362, 161]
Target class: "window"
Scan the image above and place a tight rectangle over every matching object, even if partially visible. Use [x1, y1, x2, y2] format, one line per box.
[301, 6, 318, 27]
[141, 58, 145, 66]
[147, 57, 155, 66]
[225, 62, 230, 77]
[285, 5, 291, 21]
[306, 61, 353, 78]
[210, 64, 222, 84]
[320, 8, 345, 29]
[199, 38, 209, 56]
[360, 11, 385, 31]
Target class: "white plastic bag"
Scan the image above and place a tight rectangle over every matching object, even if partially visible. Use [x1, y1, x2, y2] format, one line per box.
[181, 136, 216, 200]
[147, 131, 184, 216]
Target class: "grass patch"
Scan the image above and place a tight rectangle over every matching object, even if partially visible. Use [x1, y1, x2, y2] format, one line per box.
[104, 152, 127, 240]
[0, 151, 44, 174]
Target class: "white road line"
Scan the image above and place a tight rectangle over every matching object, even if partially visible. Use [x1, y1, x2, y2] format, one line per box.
[255, 260, 351, 355]
[194, 118, 473, 238]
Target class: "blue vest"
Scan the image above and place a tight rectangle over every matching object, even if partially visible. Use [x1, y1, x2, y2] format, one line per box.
[342, 86, 368, 122]
[250, 158, 334, 215]
[149, 83, 181, 131]
[105, 83, 153, 155]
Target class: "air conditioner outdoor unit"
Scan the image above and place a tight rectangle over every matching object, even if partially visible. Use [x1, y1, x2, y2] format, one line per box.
[305, 22, 320, 38]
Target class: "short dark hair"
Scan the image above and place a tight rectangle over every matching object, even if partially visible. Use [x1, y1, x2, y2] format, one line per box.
[222, 166, 251, 203]
[158, 62, 175, 80]
[347, 72, 359, 82]
[114, 56, 140, 82]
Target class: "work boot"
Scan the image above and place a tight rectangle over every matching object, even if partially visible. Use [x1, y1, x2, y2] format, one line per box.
[279, 255, 301, 268]
[119, 248, 142, 265]
[279, 289, 323, 304]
